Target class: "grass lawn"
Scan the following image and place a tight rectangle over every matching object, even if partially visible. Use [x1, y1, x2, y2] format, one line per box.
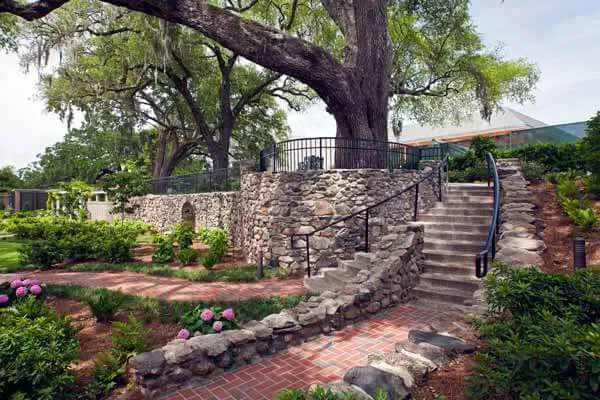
[46, 284, 308, 324]
[0, 239, 33, 273]
[65, 262, 288, 282]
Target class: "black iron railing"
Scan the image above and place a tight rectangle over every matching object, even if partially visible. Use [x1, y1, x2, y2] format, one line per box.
[475, 153, 501, 278]
[259, 137, 442, 172]
[147, 168, 240, 195]
[291, 157, 447, 277]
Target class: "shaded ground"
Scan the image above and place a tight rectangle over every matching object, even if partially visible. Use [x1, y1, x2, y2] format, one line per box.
[46, 296, 179, 395]
[411, 354, 476, 400]
[529, 181, 600, 273]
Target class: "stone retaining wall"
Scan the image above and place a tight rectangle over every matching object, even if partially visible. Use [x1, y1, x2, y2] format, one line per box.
[129, 192, 244, 249]
[129, 224, 425, 398]
[129, 163, 442, 274]
[496, 159, 546, 267]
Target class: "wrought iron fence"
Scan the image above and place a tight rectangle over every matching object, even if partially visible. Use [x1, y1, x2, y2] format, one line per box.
[259, 137, 440, 172]
[147, 168, 240, 195]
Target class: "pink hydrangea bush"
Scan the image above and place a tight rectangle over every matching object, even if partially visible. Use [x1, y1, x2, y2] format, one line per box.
[177, 305, 238, 339]
[1, 277, 45, 307]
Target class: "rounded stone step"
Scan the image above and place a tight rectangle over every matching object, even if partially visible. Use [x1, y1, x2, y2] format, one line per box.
[424, 239, 482, 253]
[412, 284, 474, 304]
[419, 272, 481, 292]
[423, 260, 475, 276]
[423, 249, 477, 264]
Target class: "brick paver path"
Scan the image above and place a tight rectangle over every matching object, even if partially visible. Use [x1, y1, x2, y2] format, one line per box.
[164, 304, 445, 400]
[0, 271, 305, 302]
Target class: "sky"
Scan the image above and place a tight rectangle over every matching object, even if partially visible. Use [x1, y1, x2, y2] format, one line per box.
[1, 0, 600, 170]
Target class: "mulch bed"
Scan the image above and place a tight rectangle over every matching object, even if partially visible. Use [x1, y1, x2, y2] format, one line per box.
[46, 296, 179, 397]
[411, 354, 477, 400]
[529, 181, 600, 274]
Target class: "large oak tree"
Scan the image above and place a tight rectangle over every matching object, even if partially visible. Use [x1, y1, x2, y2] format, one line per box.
[1, 0, 538, 147]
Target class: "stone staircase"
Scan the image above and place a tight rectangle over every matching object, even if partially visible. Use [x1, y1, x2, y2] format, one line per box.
[412, 183, 492, 307]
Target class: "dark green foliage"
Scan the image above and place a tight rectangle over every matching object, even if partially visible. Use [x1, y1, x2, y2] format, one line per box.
[111, 316, 149, 360]
[87, 352, 126, 398]
[466, 267, 600, 400]
[581, 111, 600, 194]
[171, 222, 196, 249]
[177, 247, 199, 265]
[497, 142, 584, 173]
[100, 162, 148, 217]
[0, 300, 79, 400]
[276, 385, 388, 400]
[152, 236, 175, 264]
[179, 305, 238, 334]
[19, 237, 64, 269]
[469, 136, 497, 160]
[555, 175, 598, 229]
[198, 227, 228, 268]
[520, 161, 546, 182]
[100, 236, 133, 263]
[87, 288, 124, 322]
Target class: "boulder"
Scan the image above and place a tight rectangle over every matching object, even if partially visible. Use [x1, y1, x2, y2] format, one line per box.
[188, 334, 231, 357]
[499, 237, 546, 252]
[243, 320, 273, 339]
[129, 351, 165, 376]
[408, 330, 476, 354]
[310, 382, 373, 399]
[495, 246, 544, 268]
[344, 366, 410, 400]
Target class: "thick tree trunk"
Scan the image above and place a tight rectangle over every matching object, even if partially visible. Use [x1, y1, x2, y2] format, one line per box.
[152, 128, 168, 178]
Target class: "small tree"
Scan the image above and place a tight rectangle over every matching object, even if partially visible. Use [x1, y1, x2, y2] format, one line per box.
[470, 136, 498, 161]
[100, 162, 148, 221]
[49, 180, 91, 220]
[581, 111, 600, 194]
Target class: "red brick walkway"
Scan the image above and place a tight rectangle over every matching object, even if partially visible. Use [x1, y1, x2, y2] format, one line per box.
[0, 271, 305, 302]
[164, 304, 445, 400]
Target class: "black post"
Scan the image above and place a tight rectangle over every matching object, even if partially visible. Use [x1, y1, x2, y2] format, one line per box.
[319, 138, 323, 169]
[365, 210, 369, 252]
[305, 235, 311, 277]
[413, 183, 419, 221]
[573, 237, 586, 269]
[476, 254, 482, 278]
[272, 143, 276, 172]
[259, 150, 265, 172]
[257, 250, 264, 279]
[438, 165, 442, 201]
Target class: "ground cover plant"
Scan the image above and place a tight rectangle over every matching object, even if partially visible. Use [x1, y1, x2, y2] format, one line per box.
[466, 266, 600, 400]
[555, 174, 598, 229]
[277, 385, 388, 400]
[0, 279, 80, 400]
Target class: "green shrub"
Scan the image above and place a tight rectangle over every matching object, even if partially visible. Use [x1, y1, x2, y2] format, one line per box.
[521, 161, 546, 182]
[568, 207, 598, 228]
[198, 227, 228, 267]
[0, 302, 79, 400]
[100, 236, 134, 263]
[179, 305, 238, 334]
[87, 352, 126, 398]
[19, 237, 64, 269]
[171, 222, 196, 249]
[111, 316, 149, 360]
[580, 111, 600, 191]
[276, 385, 388, 400]
[497, 142, 585, 172]
[152, 236, 175, 264]
[178, 247, 199, 265]
[87, 288, 124, 322]
[466, 267, 600, 400]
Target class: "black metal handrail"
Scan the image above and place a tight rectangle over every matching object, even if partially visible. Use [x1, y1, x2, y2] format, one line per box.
[291, 156, 447, 277]
[475, 153, 501, 278]
[259, 137, 442, 172]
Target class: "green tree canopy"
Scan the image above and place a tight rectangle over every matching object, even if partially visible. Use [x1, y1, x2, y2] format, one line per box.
[0, 166, 22, 192]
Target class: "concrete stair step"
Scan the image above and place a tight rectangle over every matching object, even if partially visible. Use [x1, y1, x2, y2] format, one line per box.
[419, 272, 482, 292]
[324, 269, 358, 286]
[424, 229, 487, 242]
[443, 201, 493, 208]
[447, 183, 490, 189]
[420, 214, 491, 224]
[420, 222, 490, 234]
[446, 190, 493, 197]
[409, 298, 479, 314]
[413, 284, 474, 304]
[424, 249, 476, 264]
[424, 239, 482, 253]
[303, 272, 345, 294]
[338, 259, 364, 274]
[423, 260, 475, 276]
[354, 252, 379, 266]
[428, 207, 491, 217]
[444, 194, 494, 202]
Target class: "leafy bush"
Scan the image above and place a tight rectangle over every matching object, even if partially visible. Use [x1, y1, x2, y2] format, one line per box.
[87, 288, 124, 322]
[152, 236, 175, 264]
[0, 301, 79, 400]
[466, 267, 600, 400]
[178, 247, 199, 265]
[555, 175, 598, 229]
[580, 111, 600, 193]
[521, 161, 546, 182]
[87, 352, 126, 398]
[497, 142, 585, 173]
[277, 385, 388, 400]
[179, 305, 238, 335]
[100, 236, 134, 263]
[111, 316, 149, 360]
[198, 227, 228, 268]
[19, 237, 64, 268]
[171, 222, 196, 249]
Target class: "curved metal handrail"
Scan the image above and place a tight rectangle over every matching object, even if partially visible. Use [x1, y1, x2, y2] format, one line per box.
[475, 153, 501, 278]
[292, 156, 448, 277]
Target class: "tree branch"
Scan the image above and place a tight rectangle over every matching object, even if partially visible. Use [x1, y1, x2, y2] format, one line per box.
[0, 0, 69, 21]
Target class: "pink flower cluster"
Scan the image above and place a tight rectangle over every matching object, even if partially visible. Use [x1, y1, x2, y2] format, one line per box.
[177, 307, 236, 340]
[3, 277, 44, 302]
[200, 308, 214, 321]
